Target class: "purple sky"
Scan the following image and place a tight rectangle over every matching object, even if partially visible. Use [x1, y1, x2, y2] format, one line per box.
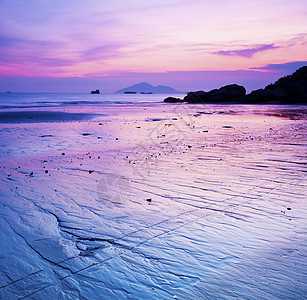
[0, 0, 306, 93]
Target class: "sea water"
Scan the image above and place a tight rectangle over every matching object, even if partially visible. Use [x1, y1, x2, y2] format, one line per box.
[0, 92, 186, 109]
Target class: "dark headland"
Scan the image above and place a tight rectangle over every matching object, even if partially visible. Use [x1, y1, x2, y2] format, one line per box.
[164, 66, 307, 104]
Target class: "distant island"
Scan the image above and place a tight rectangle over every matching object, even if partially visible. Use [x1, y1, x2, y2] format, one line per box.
[90, 89, 100, 94]
[116, 82, 181, 94]
[164, 66, 307, 104]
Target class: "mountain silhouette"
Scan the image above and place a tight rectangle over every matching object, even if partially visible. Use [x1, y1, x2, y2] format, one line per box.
[115, 82, 180, 94]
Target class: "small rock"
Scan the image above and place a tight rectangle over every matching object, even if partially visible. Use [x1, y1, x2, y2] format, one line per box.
[40, 135, 53, 138]
[45, 170, 48, 173]
[89, 170, 94, 174]
[146, 198, 152, 202]
[62, 152, 65, 156]
[287, 207, 291, 210]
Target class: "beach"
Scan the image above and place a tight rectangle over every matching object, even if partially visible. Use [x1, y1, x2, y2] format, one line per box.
[0, 100, 306, 299]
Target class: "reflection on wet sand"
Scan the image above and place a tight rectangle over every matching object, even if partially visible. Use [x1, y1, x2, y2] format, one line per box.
[0, 104, 306, 299]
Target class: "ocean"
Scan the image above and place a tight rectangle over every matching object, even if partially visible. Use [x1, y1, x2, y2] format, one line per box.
[0, 92, 186, 109]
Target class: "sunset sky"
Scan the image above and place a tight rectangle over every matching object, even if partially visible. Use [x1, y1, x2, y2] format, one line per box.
[0, 0, 306, 92]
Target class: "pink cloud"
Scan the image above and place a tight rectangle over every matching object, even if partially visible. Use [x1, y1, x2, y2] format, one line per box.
[214, 44, 278, 58]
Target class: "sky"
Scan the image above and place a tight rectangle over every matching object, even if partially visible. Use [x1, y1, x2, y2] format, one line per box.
[0, 0, 306, 93]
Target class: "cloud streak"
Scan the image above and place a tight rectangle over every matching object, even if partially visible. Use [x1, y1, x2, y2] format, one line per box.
[0, 35, 75, 68]
[214, 44, 278, 58]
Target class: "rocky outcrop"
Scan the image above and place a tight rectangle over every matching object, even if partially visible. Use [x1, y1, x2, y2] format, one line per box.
[183, 84, 246, 103]
[91, 90, 100, 94]
[163, 66, 307, 104]
[244, 66, 307, 104]
[164, 97, 184, 103]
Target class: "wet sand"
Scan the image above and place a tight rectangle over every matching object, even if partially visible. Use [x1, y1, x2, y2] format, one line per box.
[0, 103, 306, 299]
[0, 111, 99, 123]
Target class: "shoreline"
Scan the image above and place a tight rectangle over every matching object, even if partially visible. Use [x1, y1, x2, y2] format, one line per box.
[0, 103, 306, 124]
